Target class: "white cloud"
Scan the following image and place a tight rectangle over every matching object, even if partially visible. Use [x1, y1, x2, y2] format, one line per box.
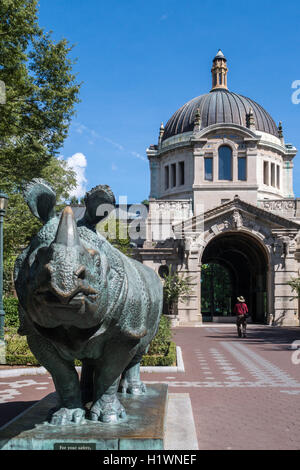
[73, 121, 147, 163]
[159, 14, 168, 21]
[130, 151, 147, 162]
[66, 152, 88, 199]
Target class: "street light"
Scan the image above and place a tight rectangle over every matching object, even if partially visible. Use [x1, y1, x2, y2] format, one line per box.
[0, 192, 8, 364]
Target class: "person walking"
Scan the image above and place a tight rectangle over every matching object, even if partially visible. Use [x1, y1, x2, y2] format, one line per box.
[233, 296, 248, 338]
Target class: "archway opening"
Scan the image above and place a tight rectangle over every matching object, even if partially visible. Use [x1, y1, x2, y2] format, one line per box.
[201, 263, 232, 316]
[201, 232, 268, 323]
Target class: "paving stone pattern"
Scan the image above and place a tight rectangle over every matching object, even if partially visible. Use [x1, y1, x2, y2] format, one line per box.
[1, 325, 300, 450]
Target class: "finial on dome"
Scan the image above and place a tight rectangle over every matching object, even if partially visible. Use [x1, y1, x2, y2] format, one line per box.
[214, 49, 226, 60]
[158, 122, 165, 147]
[193, 108, 201, 132]
[211, 49, 228, 91]
[246, 107, 256, 130]
[278, 121, 284, 144]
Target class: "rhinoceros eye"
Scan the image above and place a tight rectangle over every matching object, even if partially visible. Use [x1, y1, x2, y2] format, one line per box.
[95, 257, 101, 268]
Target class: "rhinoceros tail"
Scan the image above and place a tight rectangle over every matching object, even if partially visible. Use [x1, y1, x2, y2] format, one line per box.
[23, 178, 56, 224]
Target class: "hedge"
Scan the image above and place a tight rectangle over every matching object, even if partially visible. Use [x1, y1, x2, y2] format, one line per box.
[5, 341, 177, 368]
[4, 307, 176, 367]
[140, 341, 176, 366]
[3, 297, 19, 328]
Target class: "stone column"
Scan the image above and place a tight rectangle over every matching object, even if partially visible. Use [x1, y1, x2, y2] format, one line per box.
[193, 145, 205, 214]
[149, 159, 160, 199]
[272, 238, 299, 326]
[282, 158, 294, 198]
[177, 244, 202, 325]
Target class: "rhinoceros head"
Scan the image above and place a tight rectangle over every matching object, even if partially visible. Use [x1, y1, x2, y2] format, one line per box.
[15, 179, 123, 333]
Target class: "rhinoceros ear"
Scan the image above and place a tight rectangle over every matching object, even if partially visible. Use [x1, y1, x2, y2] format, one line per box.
[82, 185, 116, 227]
[23, 178, 56, 223]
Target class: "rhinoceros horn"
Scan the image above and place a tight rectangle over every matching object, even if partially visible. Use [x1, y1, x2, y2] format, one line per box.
[54, 206, 81, 247]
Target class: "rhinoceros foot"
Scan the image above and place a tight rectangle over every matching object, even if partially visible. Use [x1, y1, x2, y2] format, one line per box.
[49, 407, 86, 426]
[89, 396, 126, 423]
[120, 380, 147, 395]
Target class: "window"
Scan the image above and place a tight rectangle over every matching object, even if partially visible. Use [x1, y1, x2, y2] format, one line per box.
[218, 146, 232, 180]
[171, 163, 176, 187]
[179, 161, 185, 185]
[238, 157, 247, 181]
[204, 158, 213, 181]
[164, 166, 169, 190]
[263, 161, 269, 185]
[276, 165, 280, 189]
[271, 163, 275, 187]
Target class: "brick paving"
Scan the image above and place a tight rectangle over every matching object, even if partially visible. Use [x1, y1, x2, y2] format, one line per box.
[1, 324, 300, 449]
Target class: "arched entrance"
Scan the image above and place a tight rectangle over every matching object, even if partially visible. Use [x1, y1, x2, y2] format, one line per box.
[201, 231, 269, 323]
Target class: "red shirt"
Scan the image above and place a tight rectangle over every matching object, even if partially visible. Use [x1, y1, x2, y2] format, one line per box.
[233, 302, 248, 316]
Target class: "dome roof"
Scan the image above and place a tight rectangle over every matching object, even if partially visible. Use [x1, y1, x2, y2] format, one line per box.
[162, 89, 279, 141]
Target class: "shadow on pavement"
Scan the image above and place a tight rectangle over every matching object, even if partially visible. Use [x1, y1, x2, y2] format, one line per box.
[0, 401, 37, 428]
[204, 326, 300, 351]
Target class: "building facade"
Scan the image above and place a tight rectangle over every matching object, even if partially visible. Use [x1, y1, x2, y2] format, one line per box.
[137, 51, 300, 326]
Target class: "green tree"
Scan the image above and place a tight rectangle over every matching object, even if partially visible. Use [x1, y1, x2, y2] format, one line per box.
[162, 266, 193, 315]
[0, 0, 81, 192]
[0, 0, 81, 292]
[97, 217, 132, 257]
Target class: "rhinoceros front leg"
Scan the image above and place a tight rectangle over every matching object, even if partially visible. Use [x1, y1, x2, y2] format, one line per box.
[89, 340, 138, 423]
[27, 332, 85, 425]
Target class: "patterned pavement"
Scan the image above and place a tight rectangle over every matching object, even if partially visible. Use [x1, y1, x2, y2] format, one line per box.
[1, 324, 300, 449]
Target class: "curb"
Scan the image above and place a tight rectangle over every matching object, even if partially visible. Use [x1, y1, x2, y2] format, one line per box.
[0, 347, 184, 378]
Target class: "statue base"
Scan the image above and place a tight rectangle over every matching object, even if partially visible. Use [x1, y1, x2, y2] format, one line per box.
[0, 385, 168, 450]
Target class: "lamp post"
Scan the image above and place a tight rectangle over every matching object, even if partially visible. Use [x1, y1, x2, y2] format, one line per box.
[0, 192, 8, 364]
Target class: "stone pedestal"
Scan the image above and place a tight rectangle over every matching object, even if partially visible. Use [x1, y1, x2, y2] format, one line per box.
[0, 385, 168, 450]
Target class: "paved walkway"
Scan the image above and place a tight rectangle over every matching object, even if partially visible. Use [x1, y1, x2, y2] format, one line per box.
[1, 324, 300, 450]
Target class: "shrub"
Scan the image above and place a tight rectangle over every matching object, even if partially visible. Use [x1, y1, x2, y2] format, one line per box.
[3, 297, 19, 328]
[147, 315, 172, 356]
[5, 313, 176, 368]
[141, 341, 176, 367]
[5, 327, 39, 366]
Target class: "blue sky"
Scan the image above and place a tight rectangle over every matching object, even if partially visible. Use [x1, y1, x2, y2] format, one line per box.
[38, 0, 300, 201]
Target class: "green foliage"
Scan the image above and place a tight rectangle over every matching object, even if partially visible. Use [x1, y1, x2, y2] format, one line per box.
[3, 253, 17, 295]
[97, 217, 132, 257]
[5, 327, 40, 365]
[287, 277, 300, 298]
[148, 315, 172, 356]
[3, 297, 19, 327]
[201, 263, 232, 315]
[0, 0, 80, 290]
[162, 266, 193, 309]
[0, 0, 81, 192]
[141, 341, 176, 367]
[5, 314, 176, 368]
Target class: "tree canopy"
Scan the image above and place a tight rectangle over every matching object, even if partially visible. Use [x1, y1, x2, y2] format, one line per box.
[0, 0, 81, 294]
[0, 0, 81, 191]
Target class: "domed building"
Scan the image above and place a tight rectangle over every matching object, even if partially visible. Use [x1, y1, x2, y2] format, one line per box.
[138, 50, 300, 327]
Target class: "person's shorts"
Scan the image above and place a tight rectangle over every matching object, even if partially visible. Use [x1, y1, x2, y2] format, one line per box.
[236, 315, 247, 324]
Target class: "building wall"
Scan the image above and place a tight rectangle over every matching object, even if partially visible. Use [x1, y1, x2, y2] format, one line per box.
[145, 125, 299, 327]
